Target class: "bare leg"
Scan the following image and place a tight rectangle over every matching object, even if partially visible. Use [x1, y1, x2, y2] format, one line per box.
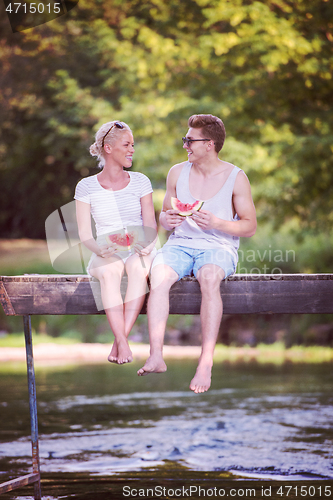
[89, 256, 132, 364]
[190, 265, 225, 393]
[124, 253, 153, 335]
[137, 264, 178, 376]
[108, 253, 154, 360]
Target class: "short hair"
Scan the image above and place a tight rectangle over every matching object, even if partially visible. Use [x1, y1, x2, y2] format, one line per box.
[89, 121, 132, 169]
[188, 114, 226, 153]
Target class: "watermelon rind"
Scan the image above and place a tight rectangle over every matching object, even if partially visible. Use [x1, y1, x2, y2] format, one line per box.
[171, 197, 204, 216]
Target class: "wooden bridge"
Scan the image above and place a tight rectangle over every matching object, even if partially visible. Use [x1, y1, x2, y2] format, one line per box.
[2, 273, 333, 316]
[1, 272, 333, 498]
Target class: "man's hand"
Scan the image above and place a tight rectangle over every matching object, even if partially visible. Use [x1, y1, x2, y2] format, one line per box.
[190, 210, 218, 230]
[164, 209, 185, 228]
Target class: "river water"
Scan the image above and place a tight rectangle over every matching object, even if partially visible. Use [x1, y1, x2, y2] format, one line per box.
[0, 358, 332, 498]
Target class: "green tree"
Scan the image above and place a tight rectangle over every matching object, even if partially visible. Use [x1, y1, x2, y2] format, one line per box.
[0, 0, 332, 237]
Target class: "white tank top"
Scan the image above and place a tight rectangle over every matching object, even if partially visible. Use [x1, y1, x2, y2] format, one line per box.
[165, 161, 241, 259]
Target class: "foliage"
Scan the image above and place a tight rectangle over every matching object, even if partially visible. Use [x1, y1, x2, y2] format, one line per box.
[238, 220, 333, 274]
[0, 0, 332, 238]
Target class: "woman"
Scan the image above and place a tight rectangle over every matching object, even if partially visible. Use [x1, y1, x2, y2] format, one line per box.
[75, 121, 157, 364]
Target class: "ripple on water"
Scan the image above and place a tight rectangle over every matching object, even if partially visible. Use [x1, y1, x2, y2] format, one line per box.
[1, 387, 333, 479]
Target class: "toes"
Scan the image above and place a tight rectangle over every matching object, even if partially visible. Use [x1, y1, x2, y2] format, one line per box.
[190, 384, 209, 394]
[108, 356, 118, 364]
[137, 367, 150, 376]
[117, 356, 133, 365]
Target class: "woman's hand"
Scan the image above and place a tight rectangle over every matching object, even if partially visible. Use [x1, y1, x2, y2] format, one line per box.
[98, 244, 118, 258]
[134, 241, 154, 256]
[190, 210, 218, 230]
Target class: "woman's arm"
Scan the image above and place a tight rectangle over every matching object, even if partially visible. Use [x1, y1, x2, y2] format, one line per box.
[136, 193, 158, 255]
[75, 200, 116, 257]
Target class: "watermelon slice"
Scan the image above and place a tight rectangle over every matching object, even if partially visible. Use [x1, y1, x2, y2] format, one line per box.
[105, 230, 138, 251]
[171, 197, 204, 216]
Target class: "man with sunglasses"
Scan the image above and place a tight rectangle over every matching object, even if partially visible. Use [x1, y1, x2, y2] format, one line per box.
[138, 114, 257, 393]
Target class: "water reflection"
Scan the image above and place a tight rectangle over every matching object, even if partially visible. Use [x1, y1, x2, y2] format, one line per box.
[0, 360, 332, 484]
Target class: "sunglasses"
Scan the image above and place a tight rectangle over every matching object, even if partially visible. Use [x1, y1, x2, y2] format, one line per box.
[102, 122, 125, 148]
[182, 137, 211, 147]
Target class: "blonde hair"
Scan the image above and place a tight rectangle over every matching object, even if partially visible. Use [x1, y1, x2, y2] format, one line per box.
[89, 121, 132, 169]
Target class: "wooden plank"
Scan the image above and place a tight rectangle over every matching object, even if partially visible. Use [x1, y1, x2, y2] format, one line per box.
[1, 274, 333, 315]
[1, 273, 333, 282]
[0, 473, 40, 494]
[169, 277, 333, 314]
[0, 281, 15, 315]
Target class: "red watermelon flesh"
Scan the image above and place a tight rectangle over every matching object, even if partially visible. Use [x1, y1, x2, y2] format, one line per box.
[106, 231, 137, 250]
[171, 197, 204, 216]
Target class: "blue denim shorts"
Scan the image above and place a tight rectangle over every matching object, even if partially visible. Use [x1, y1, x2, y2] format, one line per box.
[152, 245, 237, 281]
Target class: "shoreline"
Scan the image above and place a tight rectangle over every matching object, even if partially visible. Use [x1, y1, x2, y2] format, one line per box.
[0, 342, 332, 365]
[0, 343, 200, 364]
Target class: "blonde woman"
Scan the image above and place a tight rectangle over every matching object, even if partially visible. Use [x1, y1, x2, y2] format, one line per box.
[75, 121, 157, 364]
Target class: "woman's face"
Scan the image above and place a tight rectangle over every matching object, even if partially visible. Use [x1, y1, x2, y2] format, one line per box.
[109, 130, 135, 168]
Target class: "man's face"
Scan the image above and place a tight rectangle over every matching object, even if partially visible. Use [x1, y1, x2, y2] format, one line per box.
[183, 127, 209, 162]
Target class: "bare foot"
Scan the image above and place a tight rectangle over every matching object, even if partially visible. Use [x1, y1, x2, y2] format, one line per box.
[137, 354, 167, 376]
[107, 341, 118, 364]
[115, 338, 133, 365]
[189, 362, 212, 394]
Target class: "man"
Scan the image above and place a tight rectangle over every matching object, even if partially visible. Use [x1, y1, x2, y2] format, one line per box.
[138, 114, 257, 393]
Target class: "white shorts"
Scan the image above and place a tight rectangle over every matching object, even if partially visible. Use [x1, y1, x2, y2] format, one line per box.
[86, 247, 157, 277]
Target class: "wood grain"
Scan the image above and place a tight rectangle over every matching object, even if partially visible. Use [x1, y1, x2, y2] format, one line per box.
[1, 274, 333, 315]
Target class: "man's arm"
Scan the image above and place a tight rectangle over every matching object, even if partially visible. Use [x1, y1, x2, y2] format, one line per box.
[159, 163, 186, 231]
[190, 171, 257, 237]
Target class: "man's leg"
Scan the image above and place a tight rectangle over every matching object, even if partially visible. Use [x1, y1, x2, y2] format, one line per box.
[190, 264, 225, 393]
[137, 264, 178, 376]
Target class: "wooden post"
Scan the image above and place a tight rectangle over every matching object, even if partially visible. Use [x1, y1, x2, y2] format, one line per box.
[0, 315, 42, 498]
[23, 315, 42, 500]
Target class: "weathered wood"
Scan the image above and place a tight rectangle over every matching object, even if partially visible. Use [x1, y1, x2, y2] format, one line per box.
[1, 274, 333, 315]
[0, 473, 40, 494]
[0, 281, 15, 315]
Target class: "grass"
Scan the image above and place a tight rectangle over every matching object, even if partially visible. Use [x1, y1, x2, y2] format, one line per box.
[0, 238, 56, 275]
[0, 333, 80, 348]
[214, 342, 333, 364]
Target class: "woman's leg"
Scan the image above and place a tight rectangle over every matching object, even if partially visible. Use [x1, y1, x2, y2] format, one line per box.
[123, 253, 154, 336]
[89, 256, 133, 364]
